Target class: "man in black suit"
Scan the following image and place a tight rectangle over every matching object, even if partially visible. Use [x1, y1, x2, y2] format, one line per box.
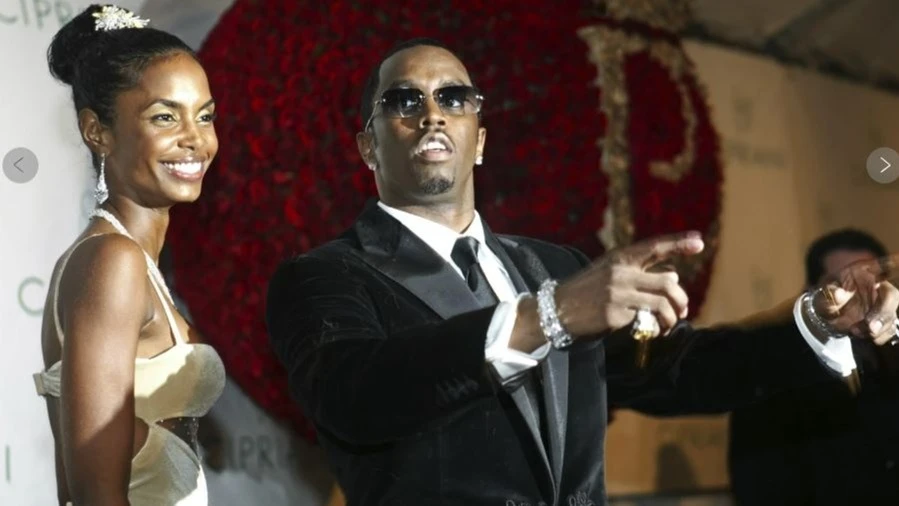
[729, 229, 899, 505]
[266, 39, 899, 506]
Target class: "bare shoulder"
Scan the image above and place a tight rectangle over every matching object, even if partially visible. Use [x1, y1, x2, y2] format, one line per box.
[57, 234, 150, 320]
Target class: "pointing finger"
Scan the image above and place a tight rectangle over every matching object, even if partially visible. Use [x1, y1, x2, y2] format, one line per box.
[619, 231, 705, 269]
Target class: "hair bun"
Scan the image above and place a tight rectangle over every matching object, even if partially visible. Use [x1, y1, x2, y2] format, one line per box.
[47, 4, 108, 85]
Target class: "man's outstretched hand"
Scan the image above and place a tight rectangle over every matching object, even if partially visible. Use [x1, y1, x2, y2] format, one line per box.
[555, 231, 705, 339]
[815, 254, 899, 346]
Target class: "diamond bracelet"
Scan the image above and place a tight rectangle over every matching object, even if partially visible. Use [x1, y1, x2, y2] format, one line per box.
[536, 279, 574, 349]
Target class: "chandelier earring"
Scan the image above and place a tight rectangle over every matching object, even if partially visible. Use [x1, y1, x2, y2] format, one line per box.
[95, 153, 109, 204]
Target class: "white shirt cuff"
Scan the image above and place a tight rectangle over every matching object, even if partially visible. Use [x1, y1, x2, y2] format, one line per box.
[485, 293, 550, 385]
[793, 294, 856, 377]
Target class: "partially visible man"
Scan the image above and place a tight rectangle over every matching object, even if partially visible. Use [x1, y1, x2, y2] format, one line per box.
[266, 39, 899, 506]
[729, 229, 899, 505]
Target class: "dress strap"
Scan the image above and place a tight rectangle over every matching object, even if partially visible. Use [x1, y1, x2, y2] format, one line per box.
[90, 209, 184, 345]
[147, 272, 186, 344]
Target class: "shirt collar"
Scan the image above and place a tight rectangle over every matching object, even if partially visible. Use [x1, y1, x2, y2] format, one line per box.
[376, 201, 486, 263]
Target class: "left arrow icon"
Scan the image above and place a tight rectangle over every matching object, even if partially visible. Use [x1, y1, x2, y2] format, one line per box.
[3, 148, 39, 183]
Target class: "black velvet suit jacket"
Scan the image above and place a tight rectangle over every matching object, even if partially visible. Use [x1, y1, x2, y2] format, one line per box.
[266, 202, 837, 506]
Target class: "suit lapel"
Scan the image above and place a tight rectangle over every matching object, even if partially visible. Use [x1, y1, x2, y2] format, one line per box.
[351, 203, 569, 496]
[351, 202, 483, 320]
[492, 233, 570, 494]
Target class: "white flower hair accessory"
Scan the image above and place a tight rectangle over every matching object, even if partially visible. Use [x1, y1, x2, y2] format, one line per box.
[92, 5, 150, 31]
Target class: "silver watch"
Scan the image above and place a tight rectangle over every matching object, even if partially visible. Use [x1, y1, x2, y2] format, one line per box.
[536, 279, 574, 349]
[802, 289, 836, 337]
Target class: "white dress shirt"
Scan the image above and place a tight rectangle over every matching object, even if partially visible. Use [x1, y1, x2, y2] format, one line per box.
[378, 202, 855, 382]
[377, 202, 550, 385]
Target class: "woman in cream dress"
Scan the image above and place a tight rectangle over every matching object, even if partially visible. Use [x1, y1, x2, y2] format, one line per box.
[33, 5, 225, 505]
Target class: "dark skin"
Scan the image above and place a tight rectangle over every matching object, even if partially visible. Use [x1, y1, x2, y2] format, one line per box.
[355, 45, 698, 353]
[39, 51, 218, 506]
[355, 45, 898, 356]
[804, 246, 899, 389]
[816, 252, 899, 345]
[357, 45, 487, 230]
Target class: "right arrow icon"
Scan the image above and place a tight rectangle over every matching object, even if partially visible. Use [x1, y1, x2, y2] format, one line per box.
[867, 147, 899, 184]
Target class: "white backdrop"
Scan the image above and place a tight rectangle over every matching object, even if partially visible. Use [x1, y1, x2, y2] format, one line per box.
[0, 1, 144, 504]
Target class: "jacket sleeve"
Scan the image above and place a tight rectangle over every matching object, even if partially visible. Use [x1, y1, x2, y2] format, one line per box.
[605, 297, 841, 415]
[265, 255, 499, 446]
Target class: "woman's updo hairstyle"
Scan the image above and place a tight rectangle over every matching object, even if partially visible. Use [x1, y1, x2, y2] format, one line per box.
[48, 4, 196, 128]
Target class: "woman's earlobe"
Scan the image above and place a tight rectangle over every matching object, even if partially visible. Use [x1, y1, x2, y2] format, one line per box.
[78, 109, 110, 153]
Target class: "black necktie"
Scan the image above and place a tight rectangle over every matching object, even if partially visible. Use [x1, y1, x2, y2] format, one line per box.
[450, 237, 549, 458]
[453, 237, 547, 453]
[451, 236, 498, 307]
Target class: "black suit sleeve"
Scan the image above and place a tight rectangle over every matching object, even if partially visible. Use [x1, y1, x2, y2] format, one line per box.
[558, 244, 839, 414]
[605, 319, 841, 415]
[266, 255, 498, 446]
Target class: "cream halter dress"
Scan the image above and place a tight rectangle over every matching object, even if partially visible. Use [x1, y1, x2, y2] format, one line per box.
[33, 210, 226, 505]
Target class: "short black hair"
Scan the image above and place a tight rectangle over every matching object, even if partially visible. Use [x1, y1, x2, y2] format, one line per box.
[48, 4, 196, 172]
[359, 38, 463, 129]
[805, 228, 887, 285]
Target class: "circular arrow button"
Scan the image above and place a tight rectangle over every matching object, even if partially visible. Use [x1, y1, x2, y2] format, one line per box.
[867, 147, 899, 184]
[3, 147, 39, 184]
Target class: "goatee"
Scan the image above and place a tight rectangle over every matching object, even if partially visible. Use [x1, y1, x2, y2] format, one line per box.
[421, 177, 453, 195]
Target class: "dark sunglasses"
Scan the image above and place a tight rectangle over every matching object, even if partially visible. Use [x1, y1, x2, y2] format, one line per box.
[365, 85, 484, 130]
